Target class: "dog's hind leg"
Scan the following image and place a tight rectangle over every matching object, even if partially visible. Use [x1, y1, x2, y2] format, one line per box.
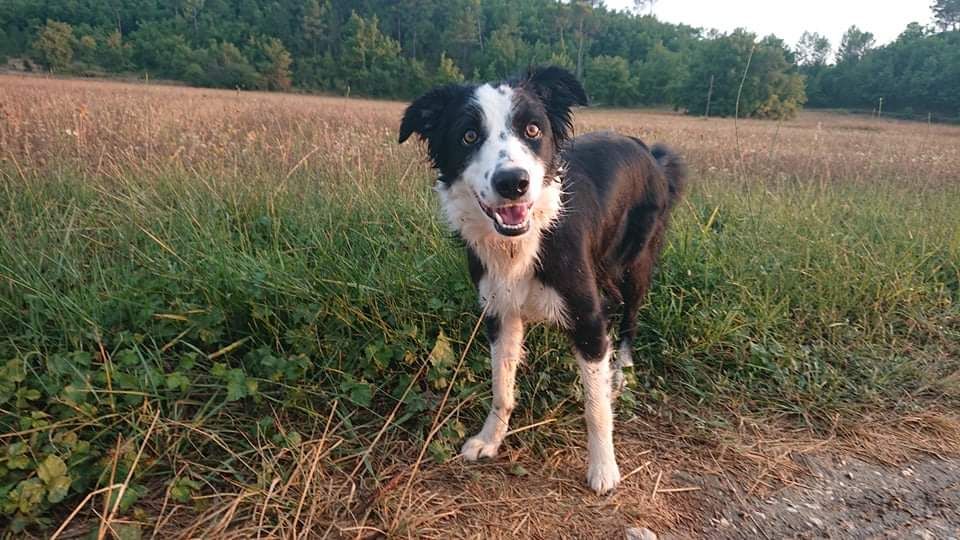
[461, 313, 523, 461]
[612, 254, 654, 399]
[612, 273, 639, 399]
[611, 203, 664, 398]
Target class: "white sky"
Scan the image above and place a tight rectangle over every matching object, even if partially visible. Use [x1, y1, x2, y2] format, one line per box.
[606, 0, 934, 49]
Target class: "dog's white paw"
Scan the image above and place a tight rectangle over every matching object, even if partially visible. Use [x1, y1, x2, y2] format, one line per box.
[611, 368, 627, 401]
[461, 435, 500, 461]
[616, 344, 634, 369]
[586, 459, 621, 494]
[611, 344, 633, 401]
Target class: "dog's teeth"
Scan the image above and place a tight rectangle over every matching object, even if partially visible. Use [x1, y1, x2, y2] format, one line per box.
[501, 220, 528, 231]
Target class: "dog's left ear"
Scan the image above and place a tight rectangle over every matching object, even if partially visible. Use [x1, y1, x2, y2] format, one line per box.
[524, 66, 588, 146]
[399, 84, 464, 144]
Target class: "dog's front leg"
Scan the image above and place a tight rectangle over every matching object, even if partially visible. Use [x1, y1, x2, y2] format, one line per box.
[461, 313, 523, 460]
[573, 313, 620, 494]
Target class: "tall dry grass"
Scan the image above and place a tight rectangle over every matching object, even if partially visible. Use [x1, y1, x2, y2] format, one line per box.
[3, 75, 959, 187]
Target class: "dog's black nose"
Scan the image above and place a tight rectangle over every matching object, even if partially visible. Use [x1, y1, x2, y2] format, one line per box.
[492, 168, 530, 200]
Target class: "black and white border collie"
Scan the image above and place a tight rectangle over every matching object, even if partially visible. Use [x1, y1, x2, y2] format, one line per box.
[399, 66, 686, 494]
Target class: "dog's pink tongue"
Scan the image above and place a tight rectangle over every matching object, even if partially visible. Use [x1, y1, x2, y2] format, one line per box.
[495, 205, 529, 226]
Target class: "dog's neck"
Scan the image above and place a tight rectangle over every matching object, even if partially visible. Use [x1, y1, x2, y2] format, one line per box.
[472, 228, 544, 282]
[457, 178, 564, 283]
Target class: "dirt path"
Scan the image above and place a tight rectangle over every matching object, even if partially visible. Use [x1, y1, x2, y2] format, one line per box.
[345, 414, 960, 539]
[680, 454, 960, 539]
[148, 412, 960, 538]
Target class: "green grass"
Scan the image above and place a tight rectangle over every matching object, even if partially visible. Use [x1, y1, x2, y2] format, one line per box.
[1, 159, 958, 533]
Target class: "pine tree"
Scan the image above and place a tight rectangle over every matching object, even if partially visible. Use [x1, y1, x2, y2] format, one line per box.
[302, 0, 329, 55]
[258, 37, 292, 90]
[434, 52, 464, 85]
[932, 0, 960, 31]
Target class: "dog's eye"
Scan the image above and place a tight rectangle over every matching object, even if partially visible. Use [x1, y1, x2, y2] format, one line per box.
[524, 123, 542, 139]
[462, 129, 479, 145]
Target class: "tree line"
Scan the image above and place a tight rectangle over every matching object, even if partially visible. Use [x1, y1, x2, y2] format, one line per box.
[1, 0, 958, 120]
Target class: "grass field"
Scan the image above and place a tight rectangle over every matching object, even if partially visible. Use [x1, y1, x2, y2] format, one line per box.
[1, 74, 959, 538]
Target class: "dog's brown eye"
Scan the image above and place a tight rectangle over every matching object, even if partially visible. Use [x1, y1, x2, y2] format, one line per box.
[524, 123, 542, 139]
[462, 129, 479, 145]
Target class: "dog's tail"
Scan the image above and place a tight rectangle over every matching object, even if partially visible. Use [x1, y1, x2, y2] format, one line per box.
[651, 144, 687, 209]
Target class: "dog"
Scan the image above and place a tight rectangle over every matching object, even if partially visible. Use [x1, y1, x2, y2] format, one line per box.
[398, 66, 686, 494]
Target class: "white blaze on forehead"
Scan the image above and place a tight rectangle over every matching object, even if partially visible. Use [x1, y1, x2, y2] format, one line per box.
[463, 84, 546, 206]
[473, 84, 514, 139]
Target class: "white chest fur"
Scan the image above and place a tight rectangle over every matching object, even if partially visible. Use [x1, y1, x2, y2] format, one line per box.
[478, 272, 568, 327]
[434, 162, 567, 326]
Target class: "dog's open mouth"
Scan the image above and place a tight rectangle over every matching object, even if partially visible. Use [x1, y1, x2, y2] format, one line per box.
[475, 194, 532, 237]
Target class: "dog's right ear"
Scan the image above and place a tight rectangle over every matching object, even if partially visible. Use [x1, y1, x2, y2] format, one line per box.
[398, 85, 464, 144]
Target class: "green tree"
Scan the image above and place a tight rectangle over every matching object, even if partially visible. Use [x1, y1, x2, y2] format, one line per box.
[527, 40, 575, 71]
[193, 41, 258, 89]
[817, 26, 960, 116]
[301, 0, 330, 55]
[257, 37, 292, 90]
[76, 34, 97, 65]
[130, 22, 196, 79]
[632, 0, 658, 16]
[340, 12, 406, 96]
[743, 35, 806, 119]
[837, 25, 875, 63]
[443, 0, 483, 71]
[674, 30, 805, 119]
[179, 0, 205, 42]
[932, 0, 960, 31]
[295, 50, 337, 90]
[754, 68, 806, 119]
[585, 55, 634, 106]
[0, 28, 8, 63]
[797, 31, 832, 106]
[898, 22, 929, 42]
[433, 52, 464, 85]
[633, 41, 684, 105]
[796, 31, 831, 66]
[571, 0, 596, 80]
[12, 0, 958, 118]
[391, 0, 438, 61]
[31, 20, 74, 72]
[99, 30, 132, 72]
[482, 23, 527, 79]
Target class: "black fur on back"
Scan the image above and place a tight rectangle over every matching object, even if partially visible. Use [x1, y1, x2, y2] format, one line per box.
[527, 131, 686, 360]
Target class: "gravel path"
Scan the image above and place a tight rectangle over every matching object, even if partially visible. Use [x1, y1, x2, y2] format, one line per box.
[683, 454, 960, 539]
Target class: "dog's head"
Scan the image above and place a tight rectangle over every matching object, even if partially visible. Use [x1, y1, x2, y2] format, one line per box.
[399, 66, 587, 240]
